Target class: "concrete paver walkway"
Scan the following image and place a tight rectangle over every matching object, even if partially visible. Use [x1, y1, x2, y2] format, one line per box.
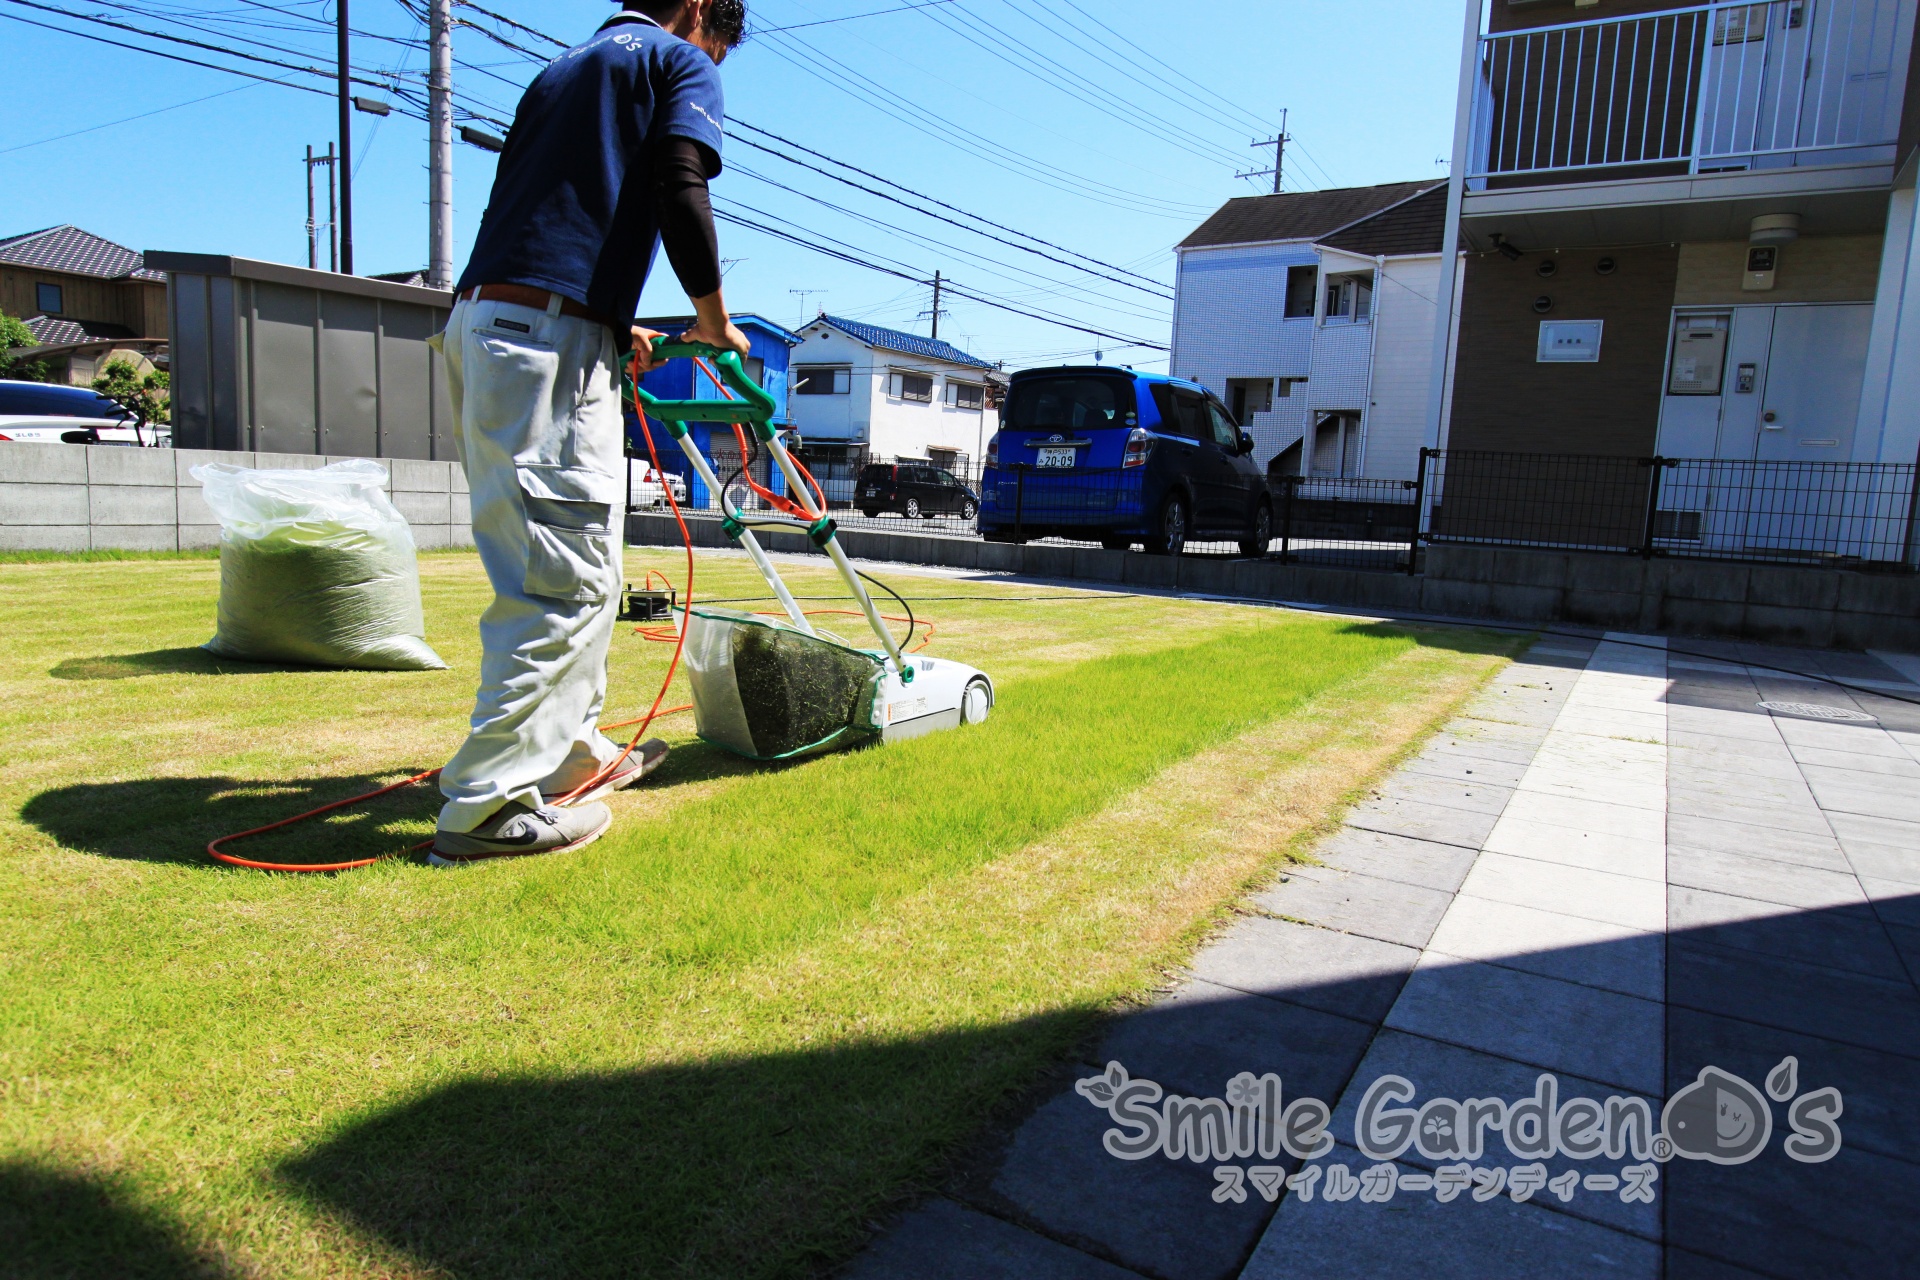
[845, 631, 1920, 1280]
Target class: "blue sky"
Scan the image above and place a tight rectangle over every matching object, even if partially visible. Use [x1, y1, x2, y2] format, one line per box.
[0, 0, 1464, 370]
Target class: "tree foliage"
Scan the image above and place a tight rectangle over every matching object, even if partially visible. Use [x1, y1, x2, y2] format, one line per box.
[92, 359, 171, 425]
[0, 311, 52, 383]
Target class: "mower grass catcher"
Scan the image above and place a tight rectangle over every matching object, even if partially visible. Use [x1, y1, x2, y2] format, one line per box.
[686, 608, 884, 760]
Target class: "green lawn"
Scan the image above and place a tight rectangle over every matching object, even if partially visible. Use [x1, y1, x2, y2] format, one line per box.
[0, 549, 1521, 1278]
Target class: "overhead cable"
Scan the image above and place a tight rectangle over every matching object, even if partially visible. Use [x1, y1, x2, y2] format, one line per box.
[727, 130, 1174, 302]
[730, 119, 1175, 292]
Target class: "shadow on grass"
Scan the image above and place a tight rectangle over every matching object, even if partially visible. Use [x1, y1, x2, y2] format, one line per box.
[49, 648, 353, 681]
[20, 773, 443, 869]
[0, 1162, 231, 1279]
[19, 742, 776, 870]
[275, 1011, 1103, 1280]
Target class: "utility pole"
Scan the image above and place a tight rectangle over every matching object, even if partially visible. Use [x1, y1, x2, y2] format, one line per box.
[1238, 108, 1290, 194]
[428, 0, 453, 289]
[920, 271, 949, 339]
[789, 288, 827, 325]
[305, 145, 339, 271]
[306, 145, 318, 270]
[336, 0, 355, 274]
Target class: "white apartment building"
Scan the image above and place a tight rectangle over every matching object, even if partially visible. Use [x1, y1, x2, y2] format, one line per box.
[1171, 182, 1462, 482]
[786, 316, 1003, 479]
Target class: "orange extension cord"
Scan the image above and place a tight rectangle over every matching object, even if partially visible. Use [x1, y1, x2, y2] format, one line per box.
[208, 351, 932, 872]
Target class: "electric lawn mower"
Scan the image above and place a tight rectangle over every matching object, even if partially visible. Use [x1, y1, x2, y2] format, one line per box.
[629, 338, 995, 762]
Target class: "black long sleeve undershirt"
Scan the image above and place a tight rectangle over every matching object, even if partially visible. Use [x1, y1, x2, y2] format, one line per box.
[652, 137, 723, 301]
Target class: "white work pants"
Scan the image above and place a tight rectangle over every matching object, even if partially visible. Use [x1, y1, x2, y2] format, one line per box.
[435, 294, 629, 832]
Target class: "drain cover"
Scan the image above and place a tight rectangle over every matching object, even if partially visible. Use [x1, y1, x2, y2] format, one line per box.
[1758, 701, 1878, 724]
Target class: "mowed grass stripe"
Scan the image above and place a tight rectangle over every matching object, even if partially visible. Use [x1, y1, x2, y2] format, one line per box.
[467, 619, 1412, 967]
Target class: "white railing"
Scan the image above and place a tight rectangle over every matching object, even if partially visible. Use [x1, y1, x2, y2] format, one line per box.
[1470, 0, 1913, 180]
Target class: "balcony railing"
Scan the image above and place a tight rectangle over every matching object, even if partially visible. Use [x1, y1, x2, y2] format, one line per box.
[1470, 0, 1913, 181]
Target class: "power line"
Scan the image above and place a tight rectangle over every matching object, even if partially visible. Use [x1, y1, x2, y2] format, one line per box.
[730, 119, 1174, 293]
[0, 6, 339, 100]
[752, 0, 959, 35]
[453, 0, 564, 49]
[711, 204, 1168, 349]
[728, 131, 1173, 304]
[1044, 0, 1275, 137]
[1, 0, 420, 109]
[922, 4, 1253, 173]
[727, 160, 1171, 325]
[752, 28, 1209, 220]
[0, 77, 270, 156]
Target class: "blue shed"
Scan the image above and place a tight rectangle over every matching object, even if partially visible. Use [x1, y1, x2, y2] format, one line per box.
[626, 313, 803, 511]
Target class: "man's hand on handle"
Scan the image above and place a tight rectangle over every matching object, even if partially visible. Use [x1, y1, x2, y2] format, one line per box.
[629, 325, 669, 372]
[626, 291, 748, 372]
[679, 289, 751, 357]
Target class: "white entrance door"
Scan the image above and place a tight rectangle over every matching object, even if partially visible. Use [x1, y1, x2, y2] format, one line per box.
[1753, 304, 1874, 460]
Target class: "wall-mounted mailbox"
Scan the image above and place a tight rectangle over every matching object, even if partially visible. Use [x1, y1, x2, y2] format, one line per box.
[1537, 319, 1604, 363]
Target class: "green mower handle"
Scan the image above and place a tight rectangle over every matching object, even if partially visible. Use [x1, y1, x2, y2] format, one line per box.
[629, 339, 779, 441]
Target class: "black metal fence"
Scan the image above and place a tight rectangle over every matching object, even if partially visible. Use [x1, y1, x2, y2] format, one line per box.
[630, 441, 1920, 576]
[1274, 476, 1421, 570]
[1421, 449, 1919, 572]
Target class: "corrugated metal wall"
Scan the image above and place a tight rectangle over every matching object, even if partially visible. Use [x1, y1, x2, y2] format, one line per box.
[161, 257, 453, 461]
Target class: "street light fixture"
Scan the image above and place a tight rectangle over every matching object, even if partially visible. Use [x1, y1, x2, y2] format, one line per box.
[459, 125, 506, 153]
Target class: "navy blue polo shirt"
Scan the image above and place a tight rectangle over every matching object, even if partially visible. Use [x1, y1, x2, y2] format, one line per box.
[456, 12, 724, 324]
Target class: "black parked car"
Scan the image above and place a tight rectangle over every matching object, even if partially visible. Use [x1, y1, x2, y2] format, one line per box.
[857, 462, 979, 520]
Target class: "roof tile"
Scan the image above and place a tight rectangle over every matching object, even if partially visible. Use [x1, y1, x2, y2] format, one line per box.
[812, 315, 995, 369]
[23, 315, 141, 345]
[0, 224, 165, 282]
[1180, 181, 1444, 250]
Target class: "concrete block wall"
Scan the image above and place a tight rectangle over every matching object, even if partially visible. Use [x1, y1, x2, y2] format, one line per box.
[0, 442, 472, 552]
[623, 513, 1919, 650]
[1422, 546, 1920, 650]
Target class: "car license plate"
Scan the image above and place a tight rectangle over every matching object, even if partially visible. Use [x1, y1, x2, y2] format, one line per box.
[865, 488, 878, 496]
[1036, 447, 1076, 468]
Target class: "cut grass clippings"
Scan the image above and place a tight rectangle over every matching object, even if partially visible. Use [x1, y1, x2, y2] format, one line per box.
[0, 549, 1522, 1278]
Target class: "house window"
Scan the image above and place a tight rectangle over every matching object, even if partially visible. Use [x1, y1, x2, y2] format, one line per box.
[1323, 272, 1373, 324]
[1284, 266, 1317, 319]
[795, 365, 851, 395]
[891, 372, 934, 403]
[945, 380, 985, 410]
[36, 282, 63, 315]
[1226, 378, 1274, 424]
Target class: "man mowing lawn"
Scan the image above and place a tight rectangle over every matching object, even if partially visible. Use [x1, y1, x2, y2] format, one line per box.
[434, 0, 752, 866]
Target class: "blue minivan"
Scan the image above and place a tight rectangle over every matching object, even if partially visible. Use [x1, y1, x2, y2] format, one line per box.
[977, 366, 1272, 556]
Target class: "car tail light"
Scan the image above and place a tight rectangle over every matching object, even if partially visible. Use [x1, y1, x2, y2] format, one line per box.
[1122, 427, 1152, 468]
[985, 432, 999, 468]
